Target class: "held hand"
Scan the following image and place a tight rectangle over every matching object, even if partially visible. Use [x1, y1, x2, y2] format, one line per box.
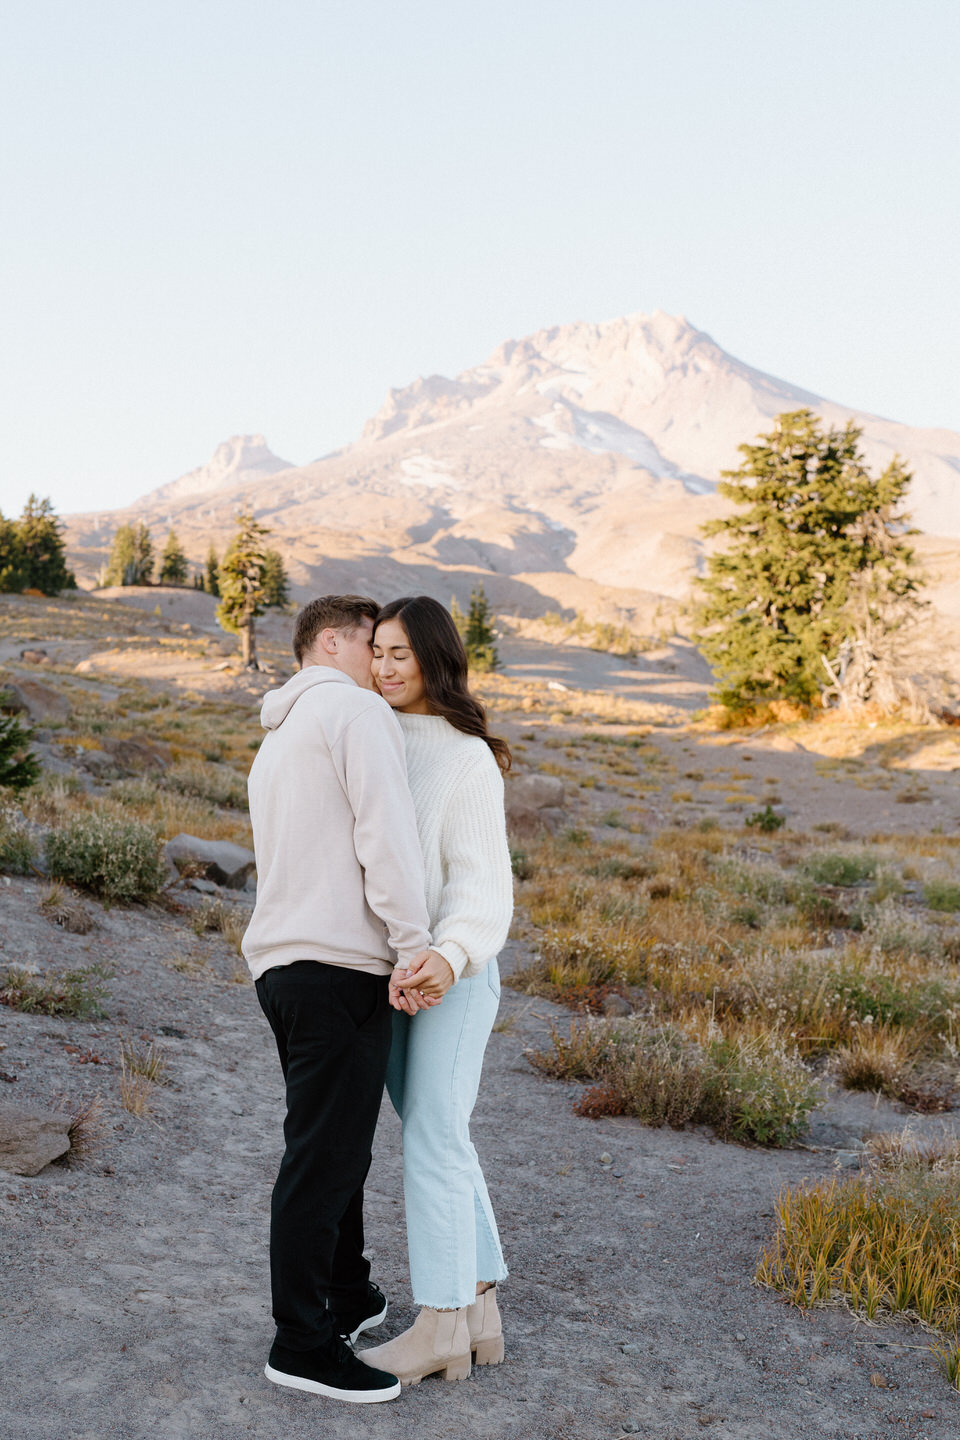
[389, 966, 439, 1014]
[393, 949, 455, 1001]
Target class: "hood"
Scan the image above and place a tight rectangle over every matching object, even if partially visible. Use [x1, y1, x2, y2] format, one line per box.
[259, 666, 358, 731]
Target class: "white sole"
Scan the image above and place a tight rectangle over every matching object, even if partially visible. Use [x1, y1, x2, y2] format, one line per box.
[264, 1362, 401, 1403]
[347, 1300, 388, 1345]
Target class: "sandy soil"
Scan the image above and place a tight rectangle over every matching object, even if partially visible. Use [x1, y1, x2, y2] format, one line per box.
[2, 592, 960, 1438]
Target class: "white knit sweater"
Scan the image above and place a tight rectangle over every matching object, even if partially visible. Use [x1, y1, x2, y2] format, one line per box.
[398, 713, 513, 982]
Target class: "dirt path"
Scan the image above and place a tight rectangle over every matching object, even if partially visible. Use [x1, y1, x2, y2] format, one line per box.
[1, 874, 954, 1440]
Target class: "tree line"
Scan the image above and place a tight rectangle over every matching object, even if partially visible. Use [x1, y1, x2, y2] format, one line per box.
[103, 518, 289, 606]
[0, 415, 930, 710]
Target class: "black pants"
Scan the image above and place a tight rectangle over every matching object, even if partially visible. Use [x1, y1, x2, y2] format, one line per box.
[255, 960, 393, 1351]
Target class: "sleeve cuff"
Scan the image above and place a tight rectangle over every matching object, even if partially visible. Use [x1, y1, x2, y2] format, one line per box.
[433, 940, 470, 983]
[393, 936, 431, 969]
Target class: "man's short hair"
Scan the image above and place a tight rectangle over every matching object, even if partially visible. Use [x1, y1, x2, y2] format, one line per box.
[293, 595, 380, 665]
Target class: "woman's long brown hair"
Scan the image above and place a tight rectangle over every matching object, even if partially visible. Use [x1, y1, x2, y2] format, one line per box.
[373, 596, 512, 773]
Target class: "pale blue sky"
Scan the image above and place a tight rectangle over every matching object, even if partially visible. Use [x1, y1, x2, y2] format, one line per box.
[2, 0, 958, 515]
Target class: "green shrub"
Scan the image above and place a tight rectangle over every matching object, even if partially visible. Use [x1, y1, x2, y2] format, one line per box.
[700, 1033, 819, 1146]
[802, 851, 878, 887]
[530, 1017, 819, 1146]
[0, 963, 112, 1019]
[746, 803, 785, 833]
[163, 760, 248, 809]
[718, 860, 791, 906]
[45, 814, 165, 903]
[0, 805, 36, 873]
[861, 901, 940, 961]
[924, 880, 960, 913]
[510, 846, 534, 880]
[827, 958, 949, 1028]
[793, 883, 861, 931]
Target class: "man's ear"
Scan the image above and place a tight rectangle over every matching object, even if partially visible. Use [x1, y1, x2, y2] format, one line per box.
[318, 627, 339, 654]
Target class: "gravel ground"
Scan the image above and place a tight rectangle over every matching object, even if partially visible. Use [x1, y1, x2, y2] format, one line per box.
[1, 876, 958, 1440]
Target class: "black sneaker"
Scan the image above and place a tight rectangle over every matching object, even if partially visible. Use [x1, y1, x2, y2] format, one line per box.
[265, 1334, 400, 1403]
[329, 1281, 389, 1345]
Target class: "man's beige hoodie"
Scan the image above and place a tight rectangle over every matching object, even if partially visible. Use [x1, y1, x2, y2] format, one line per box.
[242, 666, 431, 982]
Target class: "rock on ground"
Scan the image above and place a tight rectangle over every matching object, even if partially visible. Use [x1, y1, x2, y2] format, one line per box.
[165, 834, 256, 890]
[0, 1103, 71, 1175]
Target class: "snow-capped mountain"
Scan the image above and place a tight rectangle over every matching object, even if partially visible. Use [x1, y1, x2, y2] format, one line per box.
[64, 313, 960, 620]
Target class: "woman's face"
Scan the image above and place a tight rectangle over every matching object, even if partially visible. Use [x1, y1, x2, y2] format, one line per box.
[371, 617, 430, 714]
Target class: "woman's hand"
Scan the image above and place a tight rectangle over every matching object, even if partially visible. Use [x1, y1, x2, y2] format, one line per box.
[390, 968, 435, 1014]
[392, 950, 455, 1004]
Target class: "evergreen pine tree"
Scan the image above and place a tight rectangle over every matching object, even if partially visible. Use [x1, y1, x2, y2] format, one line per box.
[105, 520, 154, 586]
[463, 584, 499, 672]
[159, 528, 189, 585]
[260, 549, 290, 608]
[0, 711, 40, 792]
[205, 544, 220, 598]
[216, 512, 270, 668]
[16, 495, 75, 594]
[0, 513, 27, 593]
[105, 524, 136, 586]
[693, 409, 923, 709]
[131, 520, 154, 585]
[450, 595, 467, 640]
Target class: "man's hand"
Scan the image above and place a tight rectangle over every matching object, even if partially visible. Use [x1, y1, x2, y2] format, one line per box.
[393, 949, 455, 1002]
[389, 966, 438, 1014]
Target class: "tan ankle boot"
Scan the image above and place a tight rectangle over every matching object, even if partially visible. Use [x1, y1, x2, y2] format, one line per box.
[467, 1285, 504, 1365]
[358, 1307, 471, 1386]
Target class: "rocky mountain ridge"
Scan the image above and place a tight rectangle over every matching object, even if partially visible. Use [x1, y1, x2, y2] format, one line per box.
[64, 313, 960, 624]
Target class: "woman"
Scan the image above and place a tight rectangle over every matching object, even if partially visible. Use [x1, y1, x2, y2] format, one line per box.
[359, 595, 514, 1386]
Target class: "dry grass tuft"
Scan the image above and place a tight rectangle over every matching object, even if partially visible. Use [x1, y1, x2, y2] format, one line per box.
[832, 1022, 912, 1095]
[51, 1094, 106, 1166]
[118, 1037, 167, 1116]
[39, 883, 96, 934]
[189, 897, 250, 956]
[220, 910, 250, 957]
[165, 947, 210, 978]
[756, 1147, 960, 1386]
[118, 1036, 167, 1086]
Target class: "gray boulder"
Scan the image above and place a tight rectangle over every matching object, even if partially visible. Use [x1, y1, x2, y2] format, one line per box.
[76, 748, 118, 778]
[505, 773, 567, 838]
[165, 834, 257, 890]
[0, 1104, 71, 1175]
[102, 736, 172, 772]
[0, 678, 71, 724]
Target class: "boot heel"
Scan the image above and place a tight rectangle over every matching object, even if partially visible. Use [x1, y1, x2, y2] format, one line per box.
[441, 1353, 471, 1382]
[473, 1335, 505, 1366]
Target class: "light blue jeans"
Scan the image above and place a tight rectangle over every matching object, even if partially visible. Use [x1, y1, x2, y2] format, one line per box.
[385, 959, 508, 1309]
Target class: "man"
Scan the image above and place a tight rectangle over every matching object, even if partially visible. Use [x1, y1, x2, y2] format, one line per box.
[243, 594, 432, 1404]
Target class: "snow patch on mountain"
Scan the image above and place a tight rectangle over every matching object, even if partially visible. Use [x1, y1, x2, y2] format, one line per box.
[398, 453, 460, 490]
[531, 399, 714, 493]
